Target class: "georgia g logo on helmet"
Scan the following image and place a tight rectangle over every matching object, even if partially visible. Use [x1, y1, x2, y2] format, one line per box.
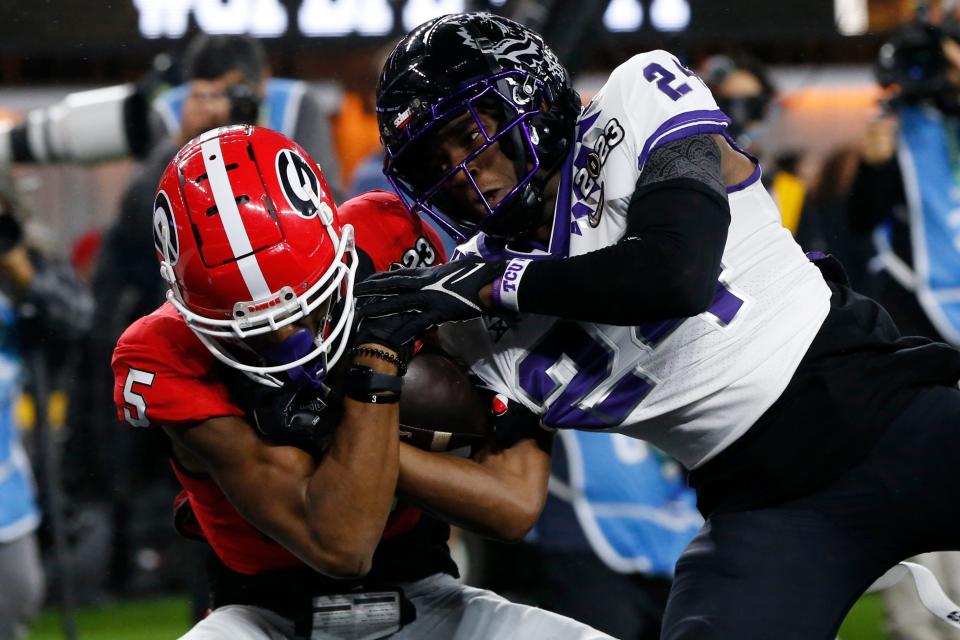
[153, 190, 179, 264]
[276, 148, 325, 218]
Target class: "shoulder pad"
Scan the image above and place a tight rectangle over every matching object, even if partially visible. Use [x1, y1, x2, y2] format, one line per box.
[340, 190, 447, 271]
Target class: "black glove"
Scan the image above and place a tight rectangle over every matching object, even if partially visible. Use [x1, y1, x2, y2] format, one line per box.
[354, 258, 507, 347]
[247, 382, 342, 458]
[351, 302, 421, 363]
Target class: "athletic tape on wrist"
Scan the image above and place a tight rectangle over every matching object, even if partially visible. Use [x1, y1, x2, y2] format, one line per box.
[494, 258, 532, 312]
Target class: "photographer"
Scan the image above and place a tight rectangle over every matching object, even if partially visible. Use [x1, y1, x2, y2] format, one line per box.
[0, 186, 93, 640]
[847, 8, 960, 343]
[698, 55, 808, 235]
[102, 33, 340, 328]
[93, 34, 327, 339]
[846, 6, 960, 639]
[151, 34, 341, 188]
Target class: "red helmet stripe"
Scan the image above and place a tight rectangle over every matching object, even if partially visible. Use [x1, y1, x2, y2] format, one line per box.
[200, 136, 272, 301]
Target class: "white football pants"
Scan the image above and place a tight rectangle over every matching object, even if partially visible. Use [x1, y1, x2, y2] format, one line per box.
[180, 572, 612, 640]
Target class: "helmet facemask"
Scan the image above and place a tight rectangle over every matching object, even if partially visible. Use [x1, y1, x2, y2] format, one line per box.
[385, 70, 567, 244]
[160, 213, 359, 389]
[242, 288, 343, 389]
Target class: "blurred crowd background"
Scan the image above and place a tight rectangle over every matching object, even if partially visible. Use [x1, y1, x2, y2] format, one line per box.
[0, 1, 956, 639]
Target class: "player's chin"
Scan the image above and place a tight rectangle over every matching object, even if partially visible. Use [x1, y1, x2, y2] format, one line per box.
[443, 197, 488, 230]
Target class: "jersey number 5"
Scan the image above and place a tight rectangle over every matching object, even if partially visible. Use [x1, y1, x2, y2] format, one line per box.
[123, 367, 156, 428]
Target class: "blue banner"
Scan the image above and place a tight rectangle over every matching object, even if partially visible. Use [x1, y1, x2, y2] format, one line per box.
[536, 430, 702, 577]
[897, 105, 960, 344]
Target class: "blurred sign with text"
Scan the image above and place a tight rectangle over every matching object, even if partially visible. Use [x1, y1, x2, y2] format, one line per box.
[0, 0, 856, 55]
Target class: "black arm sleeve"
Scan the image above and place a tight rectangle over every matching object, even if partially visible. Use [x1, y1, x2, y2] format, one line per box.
[516, 179, 729, 324]
[513, 134, 731, 325]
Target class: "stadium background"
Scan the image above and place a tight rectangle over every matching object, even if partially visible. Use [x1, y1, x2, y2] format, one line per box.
[0, 0, 926, 638]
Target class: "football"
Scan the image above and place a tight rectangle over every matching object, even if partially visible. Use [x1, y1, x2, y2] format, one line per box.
[398, 351, 491, 452]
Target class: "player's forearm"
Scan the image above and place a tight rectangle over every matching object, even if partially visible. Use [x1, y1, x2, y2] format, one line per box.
[499, 181, 730, 325]
[166, 418, 389, 578]
[303, 359, 401, 575]
[396, 439, 549, 541]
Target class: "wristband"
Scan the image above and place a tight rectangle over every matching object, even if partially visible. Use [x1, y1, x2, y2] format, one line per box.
[343, 365, 403, 404]
[492, 258, 532, 312]
[345, 392, 400, 405]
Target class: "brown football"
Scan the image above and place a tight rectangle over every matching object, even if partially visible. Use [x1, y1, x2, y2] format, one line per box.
[398, 351, 491, 452]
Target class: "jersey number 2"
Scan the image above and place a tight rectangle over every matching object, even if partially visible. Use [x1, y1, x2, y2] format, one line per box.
[643, 59, 695, 101]
[123, 367, 156, 428]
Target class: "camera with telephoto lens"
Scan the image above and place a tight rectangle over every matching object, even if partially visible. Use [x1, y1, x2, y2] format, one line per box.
[0, 84, 155, 166]
[876, 18, 960, 110]
[0, 54, 178, 166]
[226, 84, 261, 125]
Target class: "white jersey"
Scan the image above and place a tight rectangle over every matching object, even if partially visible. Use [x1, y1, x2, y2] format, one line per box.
[442, 50, 831, 470]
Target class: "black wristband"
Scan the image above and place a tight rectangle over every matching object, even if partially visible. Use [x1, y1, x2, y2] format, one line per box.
[345, 391, 400, 405]
[343, 365, 403, 404]
[348, 346, 407, 376]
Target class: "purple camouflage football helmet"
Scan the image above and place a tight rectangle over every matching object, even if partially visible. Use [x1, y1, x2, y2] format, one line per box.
[376, 12, 581, 243]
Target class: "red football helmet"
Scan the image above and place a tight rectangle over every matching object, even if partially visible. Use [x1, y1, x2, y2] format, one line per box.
[154, 125, 357, 386]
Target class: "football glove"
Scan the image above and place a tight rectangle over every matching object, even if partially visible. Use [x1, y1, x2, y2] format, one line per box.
[247, 382, 342, 458]
[486, 391, 551, 450]
[354, 258, 507, 346]
[351, 305, 423, 362]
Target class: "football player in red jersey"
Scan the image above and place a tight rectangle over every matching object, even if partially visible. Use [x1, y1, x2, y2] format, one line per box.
[112, 125, 609, 639]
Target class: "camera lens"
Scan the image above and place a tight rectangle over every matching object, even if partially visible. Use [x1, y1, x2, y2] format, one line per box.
[227, 84, 261, 125]
[876, 21, 950, 102]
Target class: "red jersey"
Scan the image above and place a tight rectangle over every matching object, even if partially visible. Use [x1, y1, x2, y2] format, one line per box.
[112, 191, 447, 576]
[344, 189, 443, 272]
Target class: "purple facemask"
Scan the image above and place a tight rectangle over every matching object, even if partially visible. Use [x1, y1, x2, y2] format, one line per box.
[385, 71, 543, 243]
[257, 327, 327, 389]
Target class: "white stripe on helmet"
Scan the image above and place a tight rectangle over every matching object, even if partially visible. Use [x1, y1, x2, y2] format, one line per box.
[201, 136, 272, 301]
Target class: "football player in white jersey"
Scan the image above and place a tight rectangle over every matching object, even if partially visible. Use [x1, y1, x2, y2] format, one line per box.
[357, 12, 960, 640]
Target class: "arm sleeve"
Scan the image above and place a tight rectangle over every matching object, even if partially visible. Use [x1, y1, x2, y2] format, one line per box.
[515, 175, 730, 324]
[491, 52, 732, 325]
